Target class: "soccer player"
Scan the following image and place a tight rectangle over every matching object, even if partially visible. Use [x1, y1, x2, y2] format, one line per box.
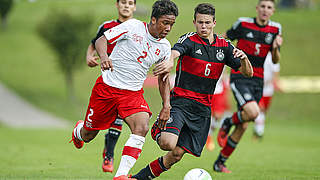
[86, 0, 136, 173]
[253, 52, 281, 139]
[69, 0, 179, 179]
[131, 3, 253, 179]
[214, 0, 283, 173]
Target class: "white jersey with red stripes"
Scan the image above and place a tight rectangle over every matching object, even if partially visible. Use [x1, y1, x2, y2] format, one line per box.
[263, 52, 280, 96]
[103, 18, 171, 91]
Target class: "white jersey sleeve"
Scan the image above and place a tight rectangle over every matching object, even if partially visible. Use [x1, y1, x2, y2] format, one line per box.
[104, 19, 132, 44]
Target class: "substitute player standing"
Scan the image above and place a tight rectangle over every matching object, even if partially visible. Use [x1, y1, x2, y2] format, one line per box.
[86, 0, 136, 173]
[130, 3, 253, 179]
[69, 1, 179, 180]
[214, 0, 283, 173]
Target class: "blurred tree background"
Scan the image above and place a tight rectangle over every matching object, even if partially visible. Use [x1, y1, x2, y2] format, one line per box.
[37, 11, 93, 102]
[0, 0, 14, 30]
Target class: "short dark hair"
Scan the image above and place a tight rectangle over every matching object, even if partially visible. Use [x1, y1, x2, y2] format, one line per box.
[258, 0, 275, 4]
[194, 3, 215, 21]
[151, 0, 179, 19]
[116, 0, 136, 4]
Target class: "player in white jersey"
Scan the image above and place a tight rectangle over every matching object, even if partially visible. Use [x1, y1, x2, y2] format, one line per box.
[69, 1, 179, 180]
[254, 52, 281, 139]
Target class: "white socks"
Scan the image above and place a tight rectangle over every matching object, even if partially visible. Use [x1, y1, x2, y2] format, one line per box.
[254, 112, 265, 136]
[114, 134, 145, 177]
[74, 122, 84, 141]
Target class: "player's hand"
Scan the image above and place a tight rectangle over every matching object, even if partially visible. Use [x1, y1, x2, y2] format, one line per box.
[273, 35, 283, 49]
[233, 48, 247, 60]
[157, 105, 171, 130]
[86, 55, 99, 67]
[100, 56, 114, 71]
[153, 59, 174, 79]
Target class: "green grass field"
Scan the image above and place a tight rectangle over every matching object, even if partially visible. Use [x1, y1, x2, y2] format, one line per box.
[0, 0, 320, 179]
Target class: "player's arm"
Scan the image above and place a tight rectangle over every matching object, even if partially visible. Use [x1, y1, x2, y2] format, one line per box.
[153, 50, 180, 79]
[271, 35, 283, 64]
[86, 43, 99, 67]
[95, 36, 113, 71]
[235, 48, 253, 77]
[157, 72, 171, 130]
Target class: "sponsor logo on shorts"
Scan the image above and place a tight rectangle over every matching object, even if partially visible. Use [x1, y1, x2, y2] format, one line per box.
[244, 93, 252, 100]
[166, 116, 173, 124]
[141, 105, 148, 109]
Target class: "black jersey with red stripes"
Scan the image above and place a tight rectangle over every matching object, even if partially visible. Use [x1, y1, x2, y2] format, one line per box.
[171, 32, 241, 107]
[227, 17, 282, 85]
[91, 19, 122, 55]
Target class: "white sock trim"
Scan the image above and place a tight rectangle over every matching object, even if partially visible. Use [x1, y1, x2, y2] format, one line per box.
[74, 122, 84, 141]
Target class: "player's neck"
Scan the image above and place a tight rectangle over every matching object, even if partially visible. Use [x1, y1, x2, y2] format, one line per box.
[147, 23, 159, 39]
[118, 16, 132, 23]
[256, 17, 268, 26]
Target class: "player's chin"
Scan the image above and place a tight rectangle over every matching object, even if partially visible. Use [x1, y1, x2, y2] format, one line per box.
[159, 33, 168, 38]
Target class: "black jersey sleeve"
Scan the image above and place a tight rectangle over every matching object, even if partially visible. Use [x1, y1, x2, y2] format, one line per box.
[225, 41, 241, 70]
[91, 23, 108, 47]
[171, 32, 194, 56]
[226, 18, 242, 41]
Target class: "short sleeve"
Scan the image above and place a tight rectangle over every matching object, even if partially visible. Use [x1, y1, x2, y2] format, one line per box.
[226, 18, 242, 41]
[91, 23, 107, 46]
[171, 32, 194, 56]
[104, 19, 134, 44]
[225, 41, 241, 70]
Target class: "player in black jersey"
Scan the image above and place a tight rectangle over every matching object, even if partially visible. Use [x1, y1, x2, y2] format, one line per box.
[131, 3, 253, 179]
[85, 0, 136, 173]
[214, 0, 283, 173]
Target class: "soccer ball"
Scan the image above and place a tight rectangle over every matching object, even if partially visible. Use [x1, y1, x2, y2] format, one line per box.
[184, 168, 212, 180]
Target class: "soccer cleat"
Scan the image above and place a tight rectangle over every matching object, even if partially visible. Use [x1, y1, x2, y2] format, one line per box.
[217, 117, 232, 148]
[213, 161, 232, 173]
[102, 156, 114, 173]
[151, 120, 161, 142]
[113, 175, 137, 180]
[69, 120, 84, 149]
[205, 135, 215, 151]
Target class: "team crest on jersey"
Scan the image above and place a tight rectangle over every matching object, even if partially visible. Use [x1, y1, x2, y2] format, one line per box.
[265, 33, 273, 44]
[216, 49, 225, 61]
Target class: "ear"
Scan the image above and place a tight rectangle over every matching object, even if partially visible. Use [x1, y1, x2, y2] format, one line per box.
[151, 17, 157, 25]
[193, 19, 196, 26]
[116, 1, 119, 9]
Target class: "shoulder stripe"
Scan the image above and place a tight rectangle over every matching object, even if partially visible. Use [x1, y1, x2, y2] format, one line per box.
[232, 17, 253, 30]
[95, 20, 115, 33]
[177, 32, 196, 44]
[268, 20, 282, 35]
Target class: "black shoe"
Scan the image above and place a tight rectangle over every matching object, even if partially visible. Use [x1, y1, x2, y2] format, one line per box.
[213, 160, 232, 173]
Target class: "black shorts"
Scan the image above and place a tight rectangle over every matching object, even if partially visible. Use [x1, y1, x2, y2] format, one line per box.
[230, 79, 263, 110]
[163, 98, 211, 157]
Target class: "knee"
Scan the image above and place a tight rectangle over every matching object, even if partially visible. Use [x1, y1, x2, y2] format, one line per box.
[159, 139, 176, 151]
[247, 111, 259, 121]
[132, 124, 149, 137]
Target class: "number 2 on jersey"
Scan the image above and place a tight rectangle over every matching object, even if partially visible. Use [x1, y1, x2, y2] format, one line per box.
[137, 51, 148, 63]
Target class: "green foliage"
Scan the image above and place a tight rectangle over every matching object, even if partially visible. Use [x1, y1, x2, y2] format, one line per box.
[0, 0, 13, 18]
[37, 10, 92, 76]
[37, 10, 93, 100]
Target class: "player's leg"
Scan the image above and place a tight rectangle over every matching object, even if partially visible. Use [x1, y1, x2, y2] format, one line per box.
[132, 146, 186, 179]
[113, 112, 149, 179]
[214, 83, 261, 173]
[254, 96, 271, 139]
[102, 117, 123, 172]
[70, 76, 117, 148]
[217, 82, 259, 147]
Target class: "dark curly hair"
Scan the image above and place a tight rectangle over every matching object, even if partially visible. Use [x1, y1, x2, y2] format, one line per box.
[151, 0, 179, 19]
[194, 3, 215, 21]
